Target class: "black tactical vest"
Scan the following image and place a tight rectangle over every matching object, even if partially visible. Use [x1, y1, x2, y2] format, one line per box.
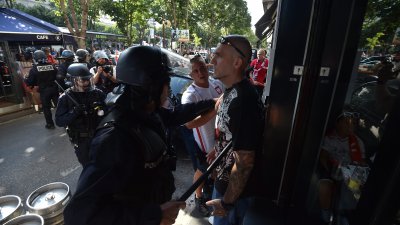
[98, 109, 175, 204]
[35, 63, 57, 91]
[66, 89, 105, 137]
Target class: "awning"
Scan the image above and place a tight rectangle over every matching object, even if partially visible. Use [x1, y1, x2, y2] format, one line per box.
[58, 27, 126, 41]
[0, 8, 63, 43]
[255, 2, 277, 40]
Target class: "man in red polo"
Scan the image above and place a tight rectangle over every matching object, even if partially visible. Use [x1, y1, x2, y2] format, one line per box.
[250, 49, 268, 95]
[250, 49, 268, 86]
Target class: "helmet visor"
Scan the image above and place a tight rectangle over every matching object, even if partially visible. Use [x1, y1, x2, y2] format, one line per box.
[72, 76, 94, 92]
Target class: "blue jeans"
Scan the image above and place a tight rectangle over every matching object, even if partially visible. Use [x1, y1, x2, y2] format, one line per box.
[211, 187, 255, 225]
[179, 126, 198, 171]
[212, 187, 229, 225]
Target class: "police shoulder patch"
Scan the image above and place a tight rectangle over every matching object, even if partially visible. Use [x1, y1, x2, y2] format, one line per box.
[37, 65, 55, 72]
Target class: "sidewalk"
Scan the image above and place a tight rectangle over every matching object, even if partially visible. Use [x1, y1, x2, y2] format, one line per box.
[0, 110, 211, 225]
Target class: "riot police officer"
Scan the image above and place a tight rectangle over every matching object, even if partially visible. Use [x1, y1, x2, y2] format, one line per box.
[90, 50, 118, 94]
[56, 50, 75, 90]
[63, 46, 216, 225]
[55, 63, 106, 166]
[76, 49, 93, 69]
[25, 50, 59, 129]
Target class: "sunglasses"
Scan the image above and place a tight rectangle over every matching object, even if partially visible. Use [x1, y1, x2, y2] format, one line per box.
[338, 112, 360, 120]
[220, 36, 246, 58]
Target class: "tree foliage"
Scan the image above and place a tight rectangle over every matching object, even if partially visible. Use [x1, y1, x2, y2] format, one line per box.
[188, 0, 251, 48]
[4, 0, 255, 50]
[13, 3, 64, 26]
[99, 0, 154, 45]
[360, 0, 400, 52]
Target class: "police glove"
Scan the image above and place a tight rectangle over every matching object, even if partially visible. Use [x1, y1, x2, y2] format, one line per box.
[73, 104, 87, 115]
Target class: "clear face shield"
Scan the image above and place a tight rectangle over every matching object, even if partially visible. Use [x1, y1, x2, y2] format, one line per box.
[72, 76, 94, 92]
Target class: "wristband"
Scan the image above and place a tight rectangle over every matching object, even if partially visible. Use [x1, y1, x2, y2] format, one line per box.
[220, 199, 234, 211]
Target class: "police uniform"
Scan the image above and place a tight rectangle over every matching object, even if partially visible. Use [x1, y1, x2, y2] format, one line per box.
[56, 50, 76, 90]
[63, 90, 215, 225]
[57, 61, 74, 89]
[55, 88, 105, 165]
[25, 61, 59, 128]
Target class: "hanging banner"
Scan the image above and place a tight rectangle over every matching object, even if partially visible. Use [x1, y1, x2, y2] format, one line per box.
[178, 29, 190, 42]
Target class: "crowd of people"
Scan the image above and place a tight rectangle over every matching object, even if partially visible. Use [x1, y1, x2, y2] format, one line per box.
[20, 36, 271, 225]
[18, 32, 400, 225]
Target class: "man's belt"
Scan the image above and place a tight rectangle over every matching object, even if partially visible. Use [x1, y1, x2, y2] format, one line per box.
[144, 150, 167, 169]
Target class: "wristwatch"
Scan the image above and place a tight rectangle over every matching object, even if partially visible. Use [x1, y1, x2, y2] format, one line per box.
[220, 199, 234, 211]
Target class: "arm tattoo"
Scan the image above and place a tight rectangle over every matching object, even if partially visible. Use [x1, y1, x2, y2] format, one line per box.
[223, 150, 255, 203]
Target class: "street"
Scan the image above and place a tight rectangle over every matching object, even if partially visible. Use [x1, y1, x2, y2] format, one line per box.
[0, 111, 211, 225]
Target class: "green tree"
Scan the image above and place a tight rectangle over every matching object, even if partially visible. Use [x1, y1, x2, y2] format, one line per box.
[13, 3, 64, 26]
[99, 0, 153, 45]
[2, 0, 15, 8]
[366, 32, 385, 51]
[46, 0, 91, 48]
[192, 33, 202, 47]
[360, 0, 400, 53]
[189, 0, 251, 48]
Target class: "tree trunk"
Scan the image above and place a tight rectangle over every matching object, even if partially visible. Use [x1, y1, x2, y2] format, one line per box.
[60, 0, 89, 49]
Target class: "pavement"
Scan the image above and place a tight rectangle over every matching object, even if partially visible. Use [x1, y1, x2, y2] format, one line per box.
[0, 110, 212, 225]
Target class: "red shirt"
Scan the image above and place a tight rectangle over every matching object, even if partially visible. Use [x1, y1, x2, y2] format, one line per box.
[250, 58, 268, 84]
[47, 55, 57, 64]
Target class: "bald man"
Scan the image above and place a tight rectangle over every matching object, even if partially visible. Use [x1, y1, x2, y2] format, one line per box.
[206, 35, 265, 225]
[250, 49, 268, 95]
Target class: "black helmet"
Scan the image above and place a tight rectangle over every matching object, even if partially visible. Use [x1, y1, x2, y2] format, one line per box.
[76, 49, 89, 60]
[116, 46, 172, 87]
[67, 63, 92, 78]
[58, 50, 75, 60]
[67, 63, 94, 92]
[24, 47, 36, 60]
[33, 50, 46, 63]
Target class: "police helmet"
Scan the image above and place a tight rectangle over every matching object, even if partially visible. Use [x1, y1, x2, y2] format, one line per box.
[67, 63, 94, 92]
[116, 46, 172, 87]
[24, 47, 36, 60]
[93, 50, 108, 61]
[59, 50, 75, 60]
[76, 49, 89, 60]
[33, 50, 47, 63]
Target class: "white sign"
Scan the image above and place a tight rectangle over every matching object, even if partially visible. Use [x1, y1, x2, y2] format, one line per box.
[320, 67, 330, 77]
[293, 66, 303, 75]
[37, 65, 55, 72]
[150, 28, 154, 39]
[36, 35, 49, 40]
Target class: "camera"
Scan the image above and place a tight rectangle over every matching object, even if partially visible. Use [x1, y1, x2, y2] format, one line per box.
[102, 65, 112, 73]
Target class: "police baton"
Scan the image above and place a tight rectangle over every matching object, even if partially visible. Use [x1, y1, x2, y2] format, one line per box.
[54, 80, 80, 107]
[178, 141, 232, 201]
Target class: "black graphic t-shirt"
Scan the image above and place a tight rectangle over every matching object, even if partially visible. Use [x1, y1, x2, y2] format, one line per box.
[214, 78, 264, 197]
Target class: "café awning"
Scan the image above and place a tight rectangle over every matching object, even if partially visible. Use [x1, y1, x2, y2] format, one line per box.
[0, 8, 63, 43]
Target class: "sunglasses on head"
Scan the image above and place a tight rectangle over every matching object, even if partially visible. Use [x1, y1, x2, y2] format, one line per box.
[338, 112, 360, 120]
[220, 36, 246, 58]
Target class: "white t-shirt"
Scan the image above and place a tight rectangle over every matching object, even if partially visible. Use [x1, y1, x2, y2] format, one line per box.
[181, 79, 224, 153]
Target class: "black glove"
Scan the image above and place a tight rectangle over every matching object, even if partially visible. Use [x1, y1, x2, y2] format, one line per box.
[73, 104, 87, 115]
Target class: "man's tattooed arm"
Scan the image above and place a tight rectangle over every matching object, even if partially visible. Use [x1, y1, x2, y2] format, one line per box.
[223, 150, 255, 204]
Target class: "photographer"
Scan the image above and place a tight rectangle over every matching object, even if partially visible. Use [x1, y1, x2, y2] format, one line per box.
[55, 63, 106, 166]
[90, 50, 118, 94]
